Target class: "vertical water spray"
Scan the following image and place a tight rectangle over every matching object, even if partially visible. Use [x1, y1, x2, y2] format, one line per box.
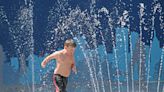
[29, 2, 35, 92]
[138, 3, 145, 92]
[127, 13, 134, 92]
[71, 24, 99, 92]
[85, 31, 105, 92]
[156, 2, 164, 91]
[108, 16, 121, 92]
[92, 28, 106, 92]
[119, 10, 130, 92]
[74, 37, 98, 92]
[97, 7, 113, 92]
[128, 1, 135, 92]
[99, 29, 113, 92]
[80, 33, 100, 92]
[76, 11, 104, 92]
[75, 19, 100, 92]
[146, 1, 160, 92]
[77, 7, 106, 92]
[129, 28, 135, 92]
[48, 8, 102, 92]
[157, 47, 164, 92]
[8, 1, 34, 91]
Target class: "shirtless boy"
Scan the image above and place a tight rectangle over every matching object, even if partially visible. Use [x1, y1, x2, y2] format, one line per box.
[41, 39, 77, 92]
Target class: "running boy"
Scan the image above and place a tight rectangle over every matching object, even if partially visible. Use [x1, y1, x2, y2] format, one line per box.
[41, 39, 77, 92]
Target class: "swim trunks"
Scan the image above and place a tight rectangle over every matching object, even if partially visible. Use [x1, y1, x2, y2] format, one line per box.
[53, 74, 68, 92]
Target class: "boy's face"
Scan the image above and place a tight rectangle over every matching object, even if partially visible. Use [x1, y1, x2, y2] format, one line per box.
[65, 46, 75, 54]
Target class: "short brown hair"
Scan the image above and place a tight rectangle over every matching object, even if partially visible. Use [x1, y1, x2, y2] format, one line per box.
[64, 39, 76, 47]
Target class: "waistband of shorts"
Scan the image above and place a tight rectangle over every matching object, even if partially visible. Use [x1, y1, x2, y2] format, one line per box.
[54, 74, 68, 78]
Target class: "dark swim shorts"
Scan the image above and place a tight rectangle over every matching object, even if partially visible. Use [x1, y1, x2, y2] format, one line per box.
[53, 74, 68, 92]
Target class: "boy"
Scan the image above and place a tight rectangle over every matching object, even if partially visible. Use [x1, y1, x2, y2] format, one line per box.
[41, 39, 77, 92]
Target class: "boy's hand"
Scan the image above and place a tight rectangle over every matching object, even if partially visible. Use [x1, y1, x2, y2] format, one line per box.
[41, 62, 46, 68]
[72, 66, 77, 74]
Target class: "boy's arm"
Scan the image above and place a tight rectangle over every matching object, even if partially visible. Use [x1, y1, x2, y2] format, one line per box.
[41, 52, 58, 68]
[71, 59, 77, 74]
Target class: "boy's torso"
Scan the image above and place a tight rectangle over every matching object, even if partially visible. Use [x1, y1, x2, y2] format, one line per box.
[54, 51, 74, 77]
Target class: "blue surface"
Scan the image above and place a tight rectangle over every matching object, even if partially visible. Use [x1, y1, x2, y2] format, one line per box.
[0, 0, 164, 92]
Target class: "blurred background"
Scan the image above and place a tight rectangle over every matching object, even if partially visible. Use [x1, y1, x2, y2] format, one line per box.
[0, 0, 164, 92]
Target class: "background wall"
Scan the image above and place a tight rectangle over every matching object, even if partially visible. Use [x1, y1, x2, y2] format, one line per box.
[0, 0, 164, 92]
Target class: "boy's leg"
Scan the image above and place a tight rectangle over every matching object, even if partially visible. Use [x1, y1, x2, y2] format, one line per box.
[53, 74, 68, 92]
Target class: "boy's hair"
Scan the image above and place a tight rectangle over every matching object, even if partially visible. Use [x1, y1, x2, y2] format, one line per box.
[64, 39, 76, 47]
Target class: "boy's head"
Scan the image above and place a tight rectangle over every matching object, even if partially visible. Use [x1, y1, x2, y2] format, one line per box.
[64, 39, 76, 54]
[64, 39, 76, 48]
